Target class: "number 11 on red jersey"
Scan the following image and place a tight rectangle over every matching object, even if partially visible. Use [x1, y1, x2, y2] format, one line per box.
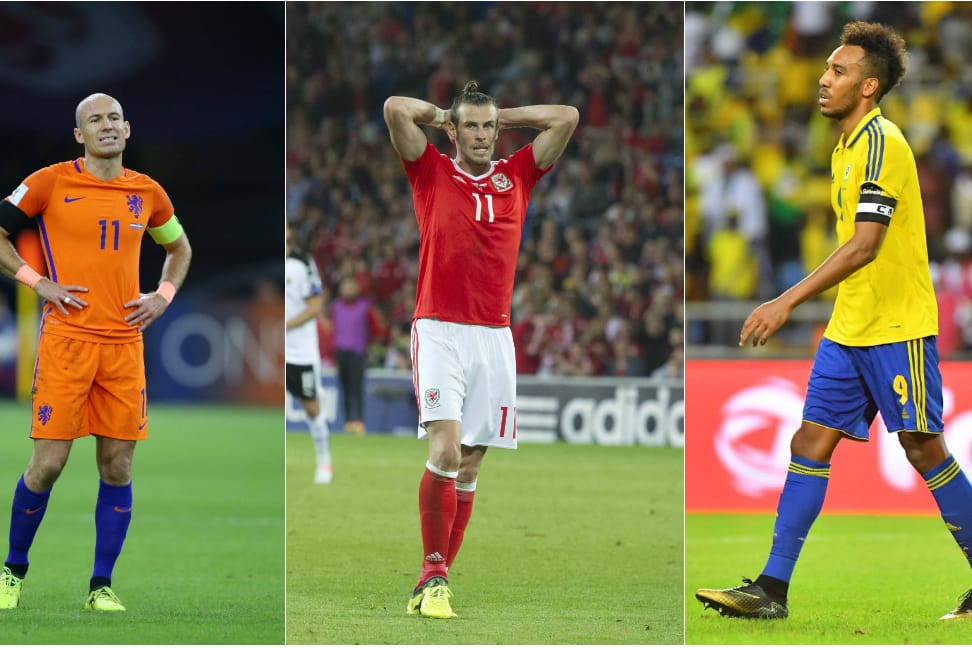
[472, 193, 495, 223]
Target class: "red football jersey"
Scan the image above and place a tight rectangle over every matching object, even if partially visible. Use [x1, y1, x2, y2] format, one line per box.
[403, 143, 550, 326]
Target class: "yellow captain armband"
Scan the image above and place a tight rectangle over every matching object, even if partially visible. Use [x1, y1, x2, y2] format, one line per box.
[148, 215, 185, 245]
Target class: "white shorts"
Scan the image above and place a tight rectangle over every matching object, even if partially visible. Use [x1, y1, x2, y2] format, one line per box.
[410, 318, 517, 449]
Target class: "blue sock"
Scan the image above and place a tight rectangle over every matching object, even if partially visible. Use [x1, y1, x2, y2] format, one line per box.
[761, 456, 830, 583]
[92, 481, 132, 583]
[6, 475, 52, 568]
[923, 456, 972, 568]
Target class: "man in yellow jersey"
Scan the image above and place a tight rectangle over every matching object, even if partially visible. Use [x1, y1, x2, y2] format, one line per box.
[0, 93, 191, 612]
[695, 22, 972, 622]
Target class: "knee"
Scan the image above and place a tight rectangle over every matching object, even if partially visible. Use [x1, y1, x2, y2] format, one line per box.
[97, 453, 132, 486]
[24, 456, 66, 491]
[457, 464, 480, 484]
[789, 423, 840, 463]
[789, 429, 818, 460]
[429, 444, 461, 473]
[303, 399, 320, 419]
[898, 433, 947, 474]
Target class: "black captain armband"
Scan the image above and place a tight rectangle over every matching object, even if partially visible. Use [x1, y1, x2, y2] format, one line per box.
[855, 182, 896, 226]
[0, 201, 31, 236]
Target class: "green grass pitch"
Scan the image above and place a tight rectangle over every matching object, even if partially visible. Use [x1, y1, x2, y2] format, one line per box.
[686, 512, 972, 644]
[286, 432, 684, 644]
[0, 401, 284, 644]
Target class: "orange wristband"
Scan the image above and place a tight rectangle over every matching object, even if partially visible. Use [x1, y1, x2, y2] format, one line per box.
[156, 281, 176, 304]
[14, 265, 42, 289]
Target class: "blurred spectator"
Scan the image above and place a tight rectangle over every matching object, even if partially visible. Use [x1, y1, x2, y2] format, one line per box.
[330, 276, 385, 434]
[288, 2, 684, 377]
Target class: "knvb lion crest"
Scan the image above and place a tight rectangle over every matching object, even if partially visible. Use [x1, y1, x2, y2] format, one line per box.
[37, 403, 53, 426]
[424, 388, 441, 409]
[126, 194, 144, 219]
[489, 173, 512, 192]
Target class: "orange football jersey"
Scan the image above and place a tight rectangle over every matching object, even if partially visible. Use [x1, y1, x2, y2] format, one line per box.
[5, 158, 175, 342]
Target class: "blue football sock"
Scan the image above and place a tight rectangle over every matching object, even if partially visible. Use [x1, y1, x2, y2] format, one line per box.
[923, 455, 972, 569]
[761, 456, 830, 584]
[6, 475, 52, 567]
[92, 481, 133, 583]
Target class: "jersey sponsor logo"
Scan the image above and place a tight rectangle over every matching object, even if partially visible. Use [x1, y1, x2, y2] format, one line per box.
[424, 388, 441, 409]
[490, 172, 512, 192]
[37, 403, 53, 426]
[126, 194, 144, 218]
[63, 195, 85, 203]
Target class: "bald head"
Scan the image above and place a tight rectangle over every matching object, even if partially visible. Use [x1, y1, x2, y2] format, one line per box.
[73, 92, 130, 162]
[75, 93, 123, 129]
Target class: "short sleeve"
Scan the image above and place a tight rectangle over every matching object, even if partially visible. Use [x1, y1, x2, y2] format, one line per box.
[402, 142, 438, 188]
[4, 166, 57, 218]
[147, 181, 176, 228]
[861, 130, 909, 200]
[506, 143, 551, 193]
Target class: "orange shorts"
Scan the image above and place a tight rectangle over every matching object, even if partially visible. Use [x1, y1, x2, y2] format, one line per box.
[30, 333, 148, 441]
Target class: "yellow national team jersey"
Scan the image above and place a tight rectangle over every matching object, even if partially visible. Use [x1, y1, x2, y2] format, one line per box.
[825, 108, 938, 346]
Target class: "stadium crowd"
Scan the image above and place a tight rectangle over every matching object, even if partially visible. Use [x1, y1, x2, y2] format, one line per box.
[286, 2, 684, 378]
[686, 2, 972, 357]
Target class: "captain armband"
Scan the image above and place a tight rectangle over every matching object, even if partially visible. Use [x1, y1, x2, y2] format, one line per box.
[148, 214, 185, 245]
[0, 200, 31, 236]
[855, 182, 896, 225]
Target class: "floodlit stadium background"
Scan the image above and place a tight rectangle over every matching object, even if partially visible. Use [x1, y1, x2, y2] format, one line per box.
[685, 1, 972, 513]
[0, 3, 285, 405]
[286, 2, 685, 446]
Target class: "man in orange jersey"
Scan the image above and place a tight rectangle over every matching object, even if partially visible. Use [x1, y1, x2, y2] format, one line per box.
[0, 93, 192, 612]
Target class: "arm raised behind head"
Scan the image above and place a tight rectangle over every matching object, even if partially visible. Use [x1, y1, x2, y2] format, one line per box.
[383, 96, 450, 162]
[497, 105, 579, 170]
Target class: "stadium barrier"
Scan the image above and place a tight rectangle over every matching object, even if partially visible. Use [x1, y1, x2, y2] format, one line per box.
[286, 369, 684, 447]
[686, 359, 972, 514]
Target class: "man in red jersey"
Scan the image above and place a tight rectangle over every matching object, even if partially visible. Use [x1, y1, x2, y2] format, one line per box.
[384, 81, 578, 619]
[0, 93, 191, 612]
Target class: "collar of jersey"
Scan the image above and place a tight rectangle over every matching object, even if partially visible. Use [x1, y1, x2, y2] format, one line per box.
[450, 157, 498, 180]
[843, 107, 884, 150]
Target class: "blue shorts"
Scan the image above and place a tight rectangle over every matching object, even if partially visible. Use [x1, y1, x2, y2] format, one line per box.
[803, 337, 944, 440]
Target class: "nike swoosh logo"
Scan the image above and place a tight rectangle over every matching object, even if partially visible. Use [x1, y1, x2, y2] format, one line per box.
[113, 506, 132, 514]
[63, 196, 85, 203]
[138, 422, 146, 430]
[25, 505, 46, 515]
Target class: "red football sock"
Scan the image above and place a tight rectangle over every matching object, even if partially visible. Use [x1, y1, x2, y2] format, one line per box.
[446, 486, 476, 569]
[417, 464, 457, 586]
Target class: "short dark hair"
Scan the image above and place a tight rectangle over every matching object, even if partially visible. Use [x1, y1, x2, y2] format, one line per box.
[840, 21, 907, 103]
[449, 80, 497, 126]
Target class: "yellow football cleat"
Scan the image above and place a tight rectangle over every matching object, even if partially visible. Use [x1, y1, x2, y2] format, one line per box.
[405, 576, 457, 619]
[0, 566, 23, 609]
[85, 586, 126, 612]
